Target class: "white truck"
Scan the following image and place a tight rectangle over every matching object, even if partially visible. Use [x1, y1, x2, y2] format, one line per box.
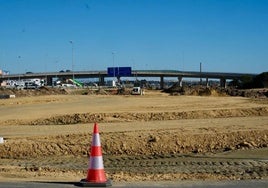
[131, 87, 144, 95]
[106, 80, 117, 87]
[23, 78, 44, 89]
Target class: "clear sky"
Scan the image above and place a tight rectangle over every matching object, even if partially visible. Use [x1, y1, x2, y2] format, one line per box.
[0, 0, 267, 74]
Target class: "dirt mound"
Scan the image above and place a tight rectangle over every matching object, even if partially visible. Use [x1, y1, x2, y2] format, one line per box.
[225, 88, 268, 98]
[163, 83, 268, 98]
[0, 87, 132, 98]
[164, 84, 226, 97]
[0, 129, 267, 158]
[0, 87, 68, 97]
[1, 85, 267, 99]
[1, 106, 266, 126]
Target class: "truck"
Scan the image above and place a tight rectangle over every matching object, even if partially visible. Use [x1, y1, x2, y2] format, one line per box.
[106, 80, 116, 87]
[131, 87, 145, 95]
[15, 81, 25, 90]
[23, 78, 44, 89]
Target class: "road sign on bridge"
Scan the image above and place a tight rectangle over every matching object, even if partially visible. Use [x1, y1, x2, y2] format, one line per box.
[107, 67, 132, 77]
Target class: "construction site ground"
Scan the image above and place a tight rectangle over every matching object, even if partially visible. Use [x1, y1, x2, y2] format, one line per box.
[0, 88, 268, 184]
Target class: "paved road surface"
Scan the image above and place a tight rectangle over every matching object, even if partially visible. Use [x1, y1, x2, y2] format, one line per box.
[0, 180, 268, 188]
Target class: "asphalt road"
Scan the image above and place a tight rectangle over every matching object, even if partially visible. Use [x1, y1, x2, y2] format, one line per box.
[0, 180, 268, 188]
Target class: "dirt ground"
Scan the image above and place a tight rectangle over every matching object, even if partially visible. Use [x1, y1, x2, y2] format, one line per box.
[0, 88, 267, 183]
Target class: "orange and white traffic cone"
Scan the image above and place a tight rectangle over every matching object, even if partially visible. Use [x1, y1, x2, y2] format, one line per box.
[79, 123, 112, 187]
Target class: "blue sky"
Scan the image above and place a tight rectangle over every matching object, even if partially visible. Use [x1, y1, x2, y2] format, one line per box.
[0, 0, 267, 74]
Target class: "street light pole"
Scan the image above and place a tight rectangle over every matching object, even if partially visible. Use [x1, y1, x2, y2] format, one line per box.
[200, 62, 202, 85]
[112, 52, 115, 79]
[69, 41, 74, 80]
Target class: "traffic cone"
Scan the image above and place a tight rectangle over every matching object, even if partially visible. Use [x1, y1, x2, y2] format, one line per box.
[79, 123, 112, 187]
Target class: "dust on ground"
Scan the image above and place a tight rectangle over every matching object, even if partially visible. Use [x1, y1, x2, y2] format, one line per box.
[0, 88, 267, 183]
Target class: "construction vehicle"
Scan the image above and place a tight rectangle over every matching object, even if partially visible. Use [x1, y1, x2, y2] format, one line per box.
[69, 79, 83, 87]
[131, 87, 144, 95]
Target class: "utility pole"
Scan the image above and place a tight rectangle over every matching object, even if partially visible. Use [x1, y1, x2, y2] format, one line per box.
[69, 41, 74, 80]
[200, 62, 202, 85]
[112, 52, 115, 79]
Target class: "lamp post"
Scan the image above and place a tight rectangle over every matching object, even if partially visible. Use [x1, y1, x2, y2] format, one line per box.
[112, 52, 115, 79]
[69, 41, 74, 80]
[200, 62, 202, 85]
[18, 55, 21, 81]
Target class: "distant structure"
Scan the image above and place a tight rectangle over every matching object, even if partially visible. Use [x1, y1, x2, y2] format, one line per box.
[0, 68, 257, 89]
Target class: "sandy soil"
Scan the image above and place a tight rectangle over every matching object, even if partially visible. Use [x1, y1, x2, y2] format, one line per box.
[0, 89, 267, 183]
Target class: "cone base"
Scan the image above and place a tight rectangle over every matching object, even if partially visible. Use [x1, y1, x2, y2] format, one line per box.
[79, 178, 112, 187]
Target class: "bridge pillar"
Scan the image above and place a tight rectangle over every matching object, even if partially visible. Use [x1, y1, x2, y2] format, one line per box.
[206, 77, 209, 88]
[178, 76, 183, 87]
[220, 78, 226, 88]
[160, 76, 164, 89]
[117, 76, 121, 84]
[99, 75, 105, 86]
[47, 76, 53, 86]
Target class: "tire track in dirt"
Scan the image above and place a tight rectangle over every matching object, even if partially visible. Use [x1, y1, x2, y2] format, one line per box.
[1, 154, 267, 181]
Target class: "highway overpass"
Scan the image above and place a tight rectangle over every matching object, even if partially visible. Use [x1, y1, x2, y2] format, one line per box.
[0, 70, 257, 88]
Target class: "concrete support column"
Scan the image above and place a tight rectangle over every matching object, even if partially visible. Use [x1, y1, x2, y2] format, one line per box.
[160, 76, 164, 89]
[117, 76, 121, 84]
[206, 77, 209, 88]
[99, 75, 105, 86]
[178, 76, 183, 87]
[220, 78, 226, 88]
[47, 76, 53, 86]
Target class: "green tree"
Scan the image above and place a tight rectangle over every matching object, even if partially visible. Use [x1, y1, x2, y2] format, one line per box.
[253, 72, 268, 88]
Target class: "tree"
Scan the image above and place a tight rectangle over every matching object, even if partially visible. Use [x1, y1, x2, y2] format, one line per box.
[253, 72, 268, 88]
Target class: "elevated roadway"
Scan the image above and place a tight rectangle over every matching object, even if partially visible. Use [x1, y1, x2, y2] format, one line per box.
[0, 70, 257, 88]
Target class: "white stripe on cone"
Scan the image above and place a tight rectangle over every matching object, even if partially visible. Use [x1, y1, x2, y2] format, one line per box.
[92, 133, 101, 146]
[89, 156, 104, 169]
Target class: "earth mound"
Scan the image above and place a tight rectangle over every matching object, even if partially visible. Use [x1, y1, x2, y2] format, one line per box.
[163, 82, 268, 98]
[0, 86, 68, 97]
